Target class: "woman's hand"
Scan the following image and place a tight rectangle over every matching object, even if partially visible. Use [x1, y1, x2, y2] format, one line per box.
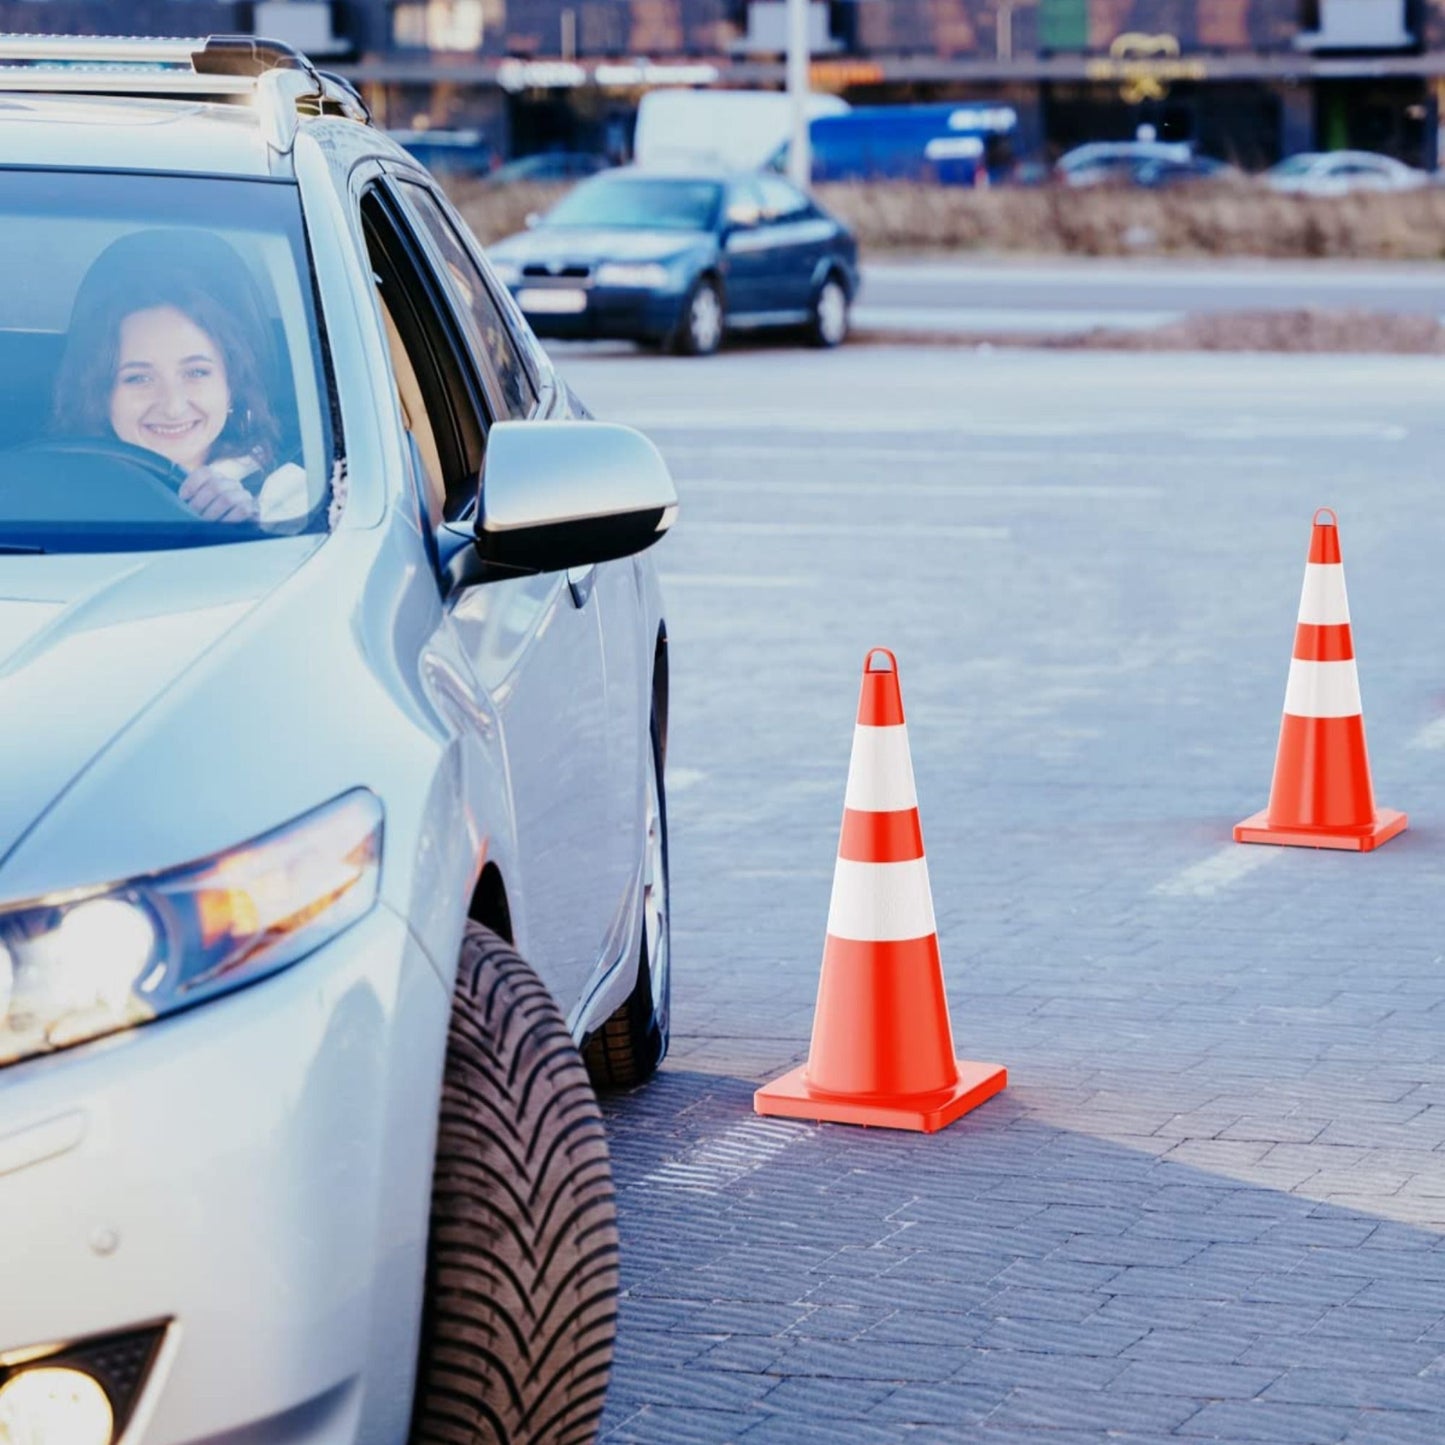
[178, 464, 260, 524]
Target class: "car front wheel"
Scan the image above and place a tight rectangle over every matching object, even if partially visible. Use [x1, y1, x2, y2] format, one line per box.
[809, 275, 849, 348]
[412, 922, 619, 1445]
[675, 278, 724, 356]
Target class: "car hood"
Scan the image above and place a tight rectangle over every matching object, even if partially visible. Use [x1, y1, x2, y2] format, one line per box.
[491, 227, 709, 266]
[0, 537, 321, 868]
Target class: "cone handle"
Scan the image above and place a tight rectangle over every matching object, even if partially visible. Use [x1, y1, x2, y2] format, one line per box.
[1314, 507, 1338, 527]
[865, 648, 898, 673]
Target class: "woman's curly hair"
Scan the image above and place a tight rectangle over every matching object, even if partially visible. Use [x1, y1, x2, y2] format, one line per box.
[53, 228, 282, 471]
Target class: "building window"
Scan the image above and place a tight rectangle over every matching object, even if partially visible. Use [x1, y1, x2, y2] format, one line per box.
[393, 0, 488, 51]
[1039, 0, 1088, 52]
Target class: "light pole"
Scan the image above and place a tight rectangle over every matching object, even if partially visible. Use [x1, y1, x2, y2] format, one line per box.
[786, 0, 811, 188]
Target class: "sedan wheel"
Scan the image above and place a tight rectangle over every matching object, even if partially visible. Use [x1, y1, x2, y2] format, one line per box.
[810, 276, 849, 348]
[676, 279, 723, 356]
[412, 922, 618, 1445]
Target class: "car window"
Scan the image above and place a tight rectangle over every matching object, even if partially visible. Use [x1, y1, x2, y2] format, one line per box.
[544, 176, 723, 231]
[725, 178, 765, 227]
[394, 180, 538, 422]
[0, 170, 335, 554]
[360, 186, 487, 525]
[756, 175, 811, 222]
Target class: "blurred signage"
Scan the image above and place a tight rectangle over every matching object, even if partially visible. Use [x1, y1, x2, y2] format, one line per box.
[495, 59, 721, 91]
[1085, 34, 1205, 104]
[809, 59, 884, 91]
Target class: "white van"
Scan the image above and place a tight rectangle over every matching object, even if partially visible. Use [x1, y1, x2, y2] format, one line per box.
[633, 87, 849, 171]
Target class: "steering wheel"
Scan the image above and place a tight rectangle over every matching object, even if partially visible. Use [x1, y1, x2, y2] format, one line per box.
[14, 437, 197, 516]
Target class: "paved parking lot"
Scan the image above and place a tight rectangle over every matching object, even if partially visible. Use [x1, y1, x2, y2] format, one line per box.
[558, 342, 1445, 1443]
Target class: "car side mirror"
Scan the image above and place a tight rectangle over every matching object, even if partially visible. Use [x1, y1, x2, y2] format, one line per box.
[463, 420, 676, 579]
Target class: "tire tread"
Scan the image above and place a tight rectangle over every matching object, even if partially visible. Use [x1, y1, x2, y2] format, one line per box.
[413, 925, 618, 1445]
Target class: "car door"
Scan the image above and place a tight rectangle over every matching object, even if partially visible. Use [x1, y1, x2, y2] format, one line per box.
[359, 175, 624, 1010]
[755, 174, 831, 312]
[720, 177, 773, 317]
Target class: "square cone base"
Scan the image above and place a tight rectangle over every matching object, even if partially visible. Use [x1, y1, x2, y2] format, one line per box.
[1233, 807, 1407, 853]
[754, 1060, 1006, 1134]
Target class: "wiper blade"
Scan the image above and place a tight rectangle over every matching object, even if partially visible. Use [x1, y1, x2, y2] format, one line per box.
[0, 542, 45, 554]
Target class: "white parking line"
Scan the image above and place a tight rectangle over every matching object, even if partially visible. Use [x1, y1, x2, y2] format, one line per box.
[637, 1116, 812, 1195]
[1154, 845, 1284, 898]
[1409, 716, 1445, 750]
[665, 444, 1289, 469]
[622, 412, 1408, 441]
[666, 766, 707, 792]
[679, 477, 1161, 501]
[699, 522, 1009, 540]
[657, 572, 818, 588]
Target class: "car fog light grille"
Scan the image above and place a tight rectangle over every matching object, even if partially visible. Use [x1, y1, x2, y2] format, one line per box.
[0, 1323, 166, 1445]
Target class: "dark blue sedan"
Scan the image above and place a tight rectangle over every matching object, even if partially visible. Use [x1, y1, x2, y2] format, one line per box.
[486, 167, 860, 354]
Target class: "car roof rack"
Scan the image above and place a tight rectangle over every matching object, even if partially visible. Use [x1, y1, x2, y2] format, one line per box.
[0, 33, 371, 151]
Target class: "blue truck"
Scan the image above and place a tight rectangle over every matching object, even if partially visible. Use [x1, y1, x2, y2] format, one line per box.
[770, 102, 1019, 186]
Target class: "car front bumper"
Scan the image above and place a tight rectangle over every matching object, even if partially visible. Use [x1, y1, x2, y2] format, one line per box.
[0, 903, 449, 1445]
[511, 284, 688, 343]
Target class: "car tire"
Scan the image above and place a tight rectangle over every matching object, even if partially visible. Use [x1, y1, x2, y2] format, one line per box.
[809, 274, 849, 348]
[411, 922, 619, 1445]
[584, 708, 670, 1089]
[674, 277, 724, 356]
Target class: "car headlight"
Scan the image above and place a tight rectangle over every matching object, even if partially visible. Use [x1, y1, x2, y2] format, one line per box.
[0, 790, 382, 1070]
[489, 259, 521, 285]
[595, 262, 672, 288]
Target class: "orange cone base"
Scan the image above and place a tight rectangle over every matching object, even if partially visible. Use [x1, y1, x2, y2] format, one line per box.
[1233, 807, 1407, 852]
[754, 1060, 1006, 1133]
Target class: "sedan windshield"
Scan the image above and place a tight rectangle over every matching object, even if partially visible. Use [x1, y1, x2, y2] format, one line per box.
[0, 171, 334, 553]
[542, 177, 723, 231]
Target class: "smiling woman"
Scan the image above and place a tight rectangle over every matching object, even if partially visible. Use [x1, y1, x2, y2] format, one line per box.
[0, 171, 334, 551]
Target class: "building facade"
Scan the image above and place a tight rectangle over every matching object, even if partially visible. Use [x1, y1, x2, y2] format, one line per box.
[3, 0, 1441, 167]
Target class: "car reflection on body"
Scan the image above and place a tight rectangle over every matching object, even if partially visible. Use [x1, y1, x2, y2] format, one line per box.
[487, 165, 860, 354]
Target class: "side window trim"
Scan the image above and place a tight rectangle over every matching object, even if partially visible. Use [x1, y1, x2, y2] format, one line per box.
[384, 167, 546, 419]
[358, 182, 490, 518]
[378, 176, 514, 415]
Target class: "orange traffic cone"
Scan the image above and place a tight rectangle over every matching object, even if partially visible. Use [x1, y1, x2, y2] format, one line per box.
[1235, 508, 1406, 852]
[754, 649, 1006, 1133]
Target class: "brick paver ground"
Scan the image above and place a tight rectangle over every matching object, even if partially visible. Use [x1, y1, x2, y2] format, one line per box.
[561, 344, 1445, 1443]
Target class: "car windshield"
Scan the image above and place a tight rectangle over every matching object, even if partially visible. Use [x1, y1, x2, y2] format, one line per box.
[541, 177, 723, 231]
[1271, 156, 1318, 175]
[0, 170, 335, 554]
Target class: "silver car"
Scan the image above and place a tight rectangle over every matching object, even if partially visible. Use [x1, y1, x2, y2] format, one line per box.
[0, 34, 674, 1445]
[1263, 149, 1429, 196]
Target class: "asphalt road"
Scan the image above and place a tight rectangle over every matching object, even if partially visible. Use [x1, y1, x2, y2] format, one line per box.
[856, 258, 1445, 335]
[557, 340, 1445, 1444]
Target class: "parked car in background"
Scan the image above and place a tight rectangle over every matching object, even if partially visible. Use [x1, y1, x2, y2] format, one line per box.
[1130, 154, 1243, 188]
[488, 165, 860, 354]
[0, 32, 676, 1445]
[1055, 140, 1194, 186]
[484, 150, 611, 186]
[768, 102, 1019, 187]
[1264, 150, 1428, 195]
[633, 86, 849, 170]
[385, 126, 496, 177]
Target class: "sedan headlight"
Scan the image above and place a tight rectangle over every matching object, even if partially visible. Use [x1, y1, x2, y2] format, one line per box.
[595, 262, 672, 288]
[489, 259, 521, 285]
[0, 790, 382, 1069]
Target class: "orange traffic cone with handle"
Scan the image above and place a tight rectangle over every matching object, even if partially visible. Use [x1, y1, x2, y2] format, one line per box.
[755, 648, 1006, 1133]
[1235, 507, 1406, 851]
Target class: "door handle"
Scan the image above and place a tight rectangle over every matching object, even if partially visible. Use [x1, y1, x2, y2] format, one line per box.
[567, 564, 596, 608]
